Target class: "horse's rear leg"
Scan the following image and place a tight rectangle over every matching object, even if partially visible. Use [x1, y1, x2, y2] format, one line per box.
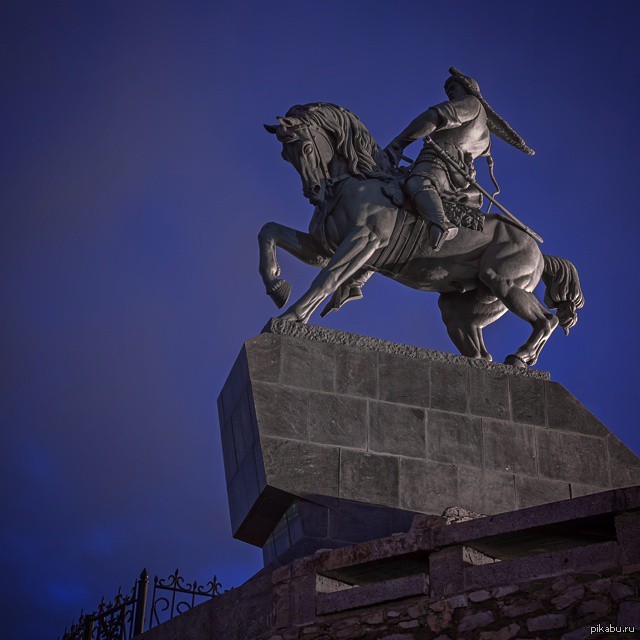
[258, 222, 329, 308]
[438, 291, 506, 361]
[480, 268, 559, 366]
[279, 226, 381, 323]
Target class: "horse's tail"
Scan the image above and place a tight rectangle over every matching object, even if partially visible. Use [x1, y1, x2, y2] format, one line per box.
[542, 254, 585, 335]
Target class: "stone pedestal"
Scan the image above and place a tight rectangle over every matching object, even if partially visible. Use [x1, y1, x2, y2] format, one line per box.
[217, 320, 640, 565]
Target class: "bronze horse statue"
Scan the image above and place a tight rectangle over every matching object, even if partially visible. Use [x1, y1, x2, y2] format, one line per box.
[259, 103, 584, 367]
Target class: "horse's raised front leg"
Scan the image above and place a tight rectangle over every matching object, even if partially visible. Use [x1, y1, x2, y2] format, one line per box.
[258, 222, 329, 308]
[279, 225, 382, 324]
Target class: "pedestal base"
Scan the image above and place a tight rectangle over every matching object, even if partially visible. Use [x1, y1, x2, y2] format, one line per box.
[217, 321, 640, 562]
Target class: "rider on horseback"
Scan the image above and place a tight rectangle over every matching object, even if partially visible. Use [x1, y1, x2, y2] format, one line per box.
[384, 67, 534, 251]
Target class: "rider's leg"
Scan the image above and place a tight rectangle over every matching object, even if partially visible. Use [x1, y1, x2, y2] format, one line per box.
[320, 268, 373, 316]
[405, 177, 458, 251]
[347, 268, 373, 299]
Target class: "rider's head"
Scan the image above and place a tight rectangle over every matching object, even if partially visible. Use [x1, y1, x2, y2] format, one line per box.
[444, 78, 468, 100]
[445, 68, 481, 100]
[445, 67, 536, 156]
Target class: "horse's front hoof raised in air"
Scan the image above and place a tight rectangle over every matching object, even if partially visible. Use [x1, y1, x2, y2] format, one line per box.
[267, 279, 292, 309]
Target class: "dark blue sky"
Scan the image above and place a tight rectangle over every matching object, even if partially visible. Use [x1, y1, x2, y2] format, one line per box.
[2, 1, 639, 637]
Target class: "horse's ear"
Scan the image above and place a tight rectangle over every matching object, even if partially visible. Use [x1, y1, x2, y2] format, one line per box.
[277, 116, 297, 127]
[264, 123, 279, 134]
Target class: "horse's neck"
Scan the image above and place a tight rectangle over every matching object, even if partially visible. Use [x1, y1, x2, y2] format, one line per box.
[328, 156, 350, 182]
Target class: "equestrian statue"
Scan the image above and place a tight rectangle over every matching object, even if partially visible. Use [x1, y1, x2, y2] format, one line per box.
[259, 68, 584, 367]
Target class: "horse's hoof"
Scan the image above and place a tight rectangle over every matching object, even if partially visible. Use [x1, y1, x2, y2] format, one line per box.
[267, 279, 292, 309]
[277, 311, 303, 323]
[505, 354, 528, 368]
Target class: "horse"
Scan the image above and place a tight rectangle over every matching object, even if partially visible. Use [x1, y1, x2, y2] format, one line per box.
[259, 102, 584, 367]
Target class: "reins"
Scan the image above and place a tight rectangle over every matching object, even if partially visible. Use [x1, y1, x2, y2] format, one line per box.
[306, 124, 351, 191]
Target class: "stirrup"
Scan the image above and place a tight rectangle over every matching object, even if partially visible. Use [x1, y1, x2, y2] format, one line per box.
[429, 222, 458, 251]
[320, 285, 364, 317]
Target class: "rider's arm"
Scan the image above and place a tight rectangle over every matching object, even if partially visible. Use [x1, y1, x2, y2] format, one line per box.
[385, 96, 482, 161]
[387, 108, 439, 151]
[393, 96, 482, 146]
[432, 96, 482, 130]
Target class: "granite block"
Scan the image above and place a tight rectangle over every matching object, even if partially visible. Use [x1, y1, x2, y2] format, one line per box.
[308, 393, 367, 448]
[317, 574, 427, 616]
[227, 471, 246, 534]
[231, 396, 254, 465]
[262, 535, 276, 566]
[537, 429, 609, 486]
[228, 455, 262, 533]
[510, 375, 546, 426]
[457, 466, 516, 514]
[264, 317, 551, 379]
[369, 401, 426, 457]
[545, 382, 609, 437]
[253, 441, 266, 487]
[240, 452, 260, 504]
[252, 381, 308, 441]
[515, 475, 571, 509]
[285, 504, 305, 545]
[430, 361, 469, 413]
[280, 337, 335, 392]
[297, 499, 329, 538]
[608, 435, 640, 488]
[262, 495, 418, 565]
[615, 512, 640, 567]
[219, 378, 235, 429]
[245, 333, 282, 382]
[328, 500, 393, 542]
[570, 483, 606, 498]
[429, 546, 464, 598]
[469, 369, 510, 419]
[317, 574, 428, 616]
[262, 438, 340, 497]
[272, 517, 292, 557]
[399, 458, 457, 513]
[378, 351, 430, 406]
[340, 450, 399, 506]
[216, 393, 227, 431]
[220, 419, 238, 484]
[224, 348, 249, 419]
[427, 410, 482, 466]
[482, 419, 537, 475]
[220, 325, 640, 556]
[335, 345, 377, 398]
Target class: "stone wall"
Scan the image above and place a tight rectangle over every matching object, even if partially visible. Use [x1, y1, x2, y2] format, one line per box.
[267, 572, 640, 640]
[139, 486, 640, 640]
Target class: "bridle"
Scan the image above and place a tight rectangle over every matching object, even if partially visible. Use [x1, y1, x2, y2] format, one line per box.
[285, 123, 351, 202]
[282, 123, 352, 253]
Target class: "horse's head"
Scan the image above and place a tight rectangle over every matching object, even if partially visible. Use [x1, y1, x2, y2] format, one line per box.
[266, 103, 393, 205]
[264, 116, 334, 206]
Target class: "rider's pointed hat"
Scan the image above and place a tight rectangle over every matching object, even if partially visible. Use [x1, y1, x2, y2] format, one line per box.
[448, 67, 535, 156]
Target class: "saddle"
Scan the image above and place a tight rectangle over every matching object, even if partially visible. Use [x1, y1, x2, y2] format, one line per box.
[381, 178, 485, 232]
[320, 179, 485, 317]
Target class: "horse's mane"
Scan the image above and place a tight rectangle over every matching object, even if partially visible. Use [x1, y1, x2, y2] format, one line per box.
[285, 103, 393, 179]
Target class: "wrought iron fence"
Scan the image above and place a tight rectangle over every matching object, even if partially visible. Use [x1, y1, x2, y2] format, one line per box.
[149, 568, 222, 628]
[59, 569, 223, 640]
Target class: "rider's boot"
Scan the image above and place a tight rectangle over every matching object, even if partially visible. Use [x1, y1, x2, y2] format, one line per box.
[320, 269, 373, 317]
[414, 188, 458, 251]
